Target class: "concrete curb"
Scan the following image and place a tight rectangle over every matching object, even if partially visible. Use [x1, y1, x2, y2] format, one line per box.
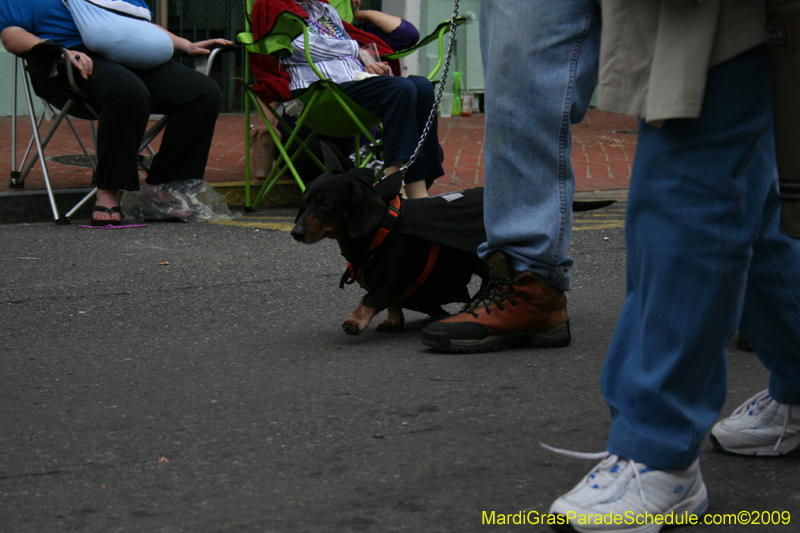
[0, 181, 302, 225]
[1, 181, 626, 226]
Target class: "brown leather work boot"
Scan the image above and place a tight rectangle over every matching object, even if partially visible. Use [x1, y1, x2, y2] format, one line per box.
[421, 252, 571, 353]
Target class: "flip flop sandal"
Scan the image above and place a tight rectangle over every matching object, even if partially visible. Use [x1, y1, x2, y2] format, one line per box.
[91, 206, 122, 226]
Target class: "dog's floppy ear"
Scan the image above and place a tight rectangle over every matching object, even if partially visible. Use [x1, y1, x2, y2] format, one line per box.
[321, 143, 343, 173]
[347, 179, 387, 239]
[374, 171, 404, 203]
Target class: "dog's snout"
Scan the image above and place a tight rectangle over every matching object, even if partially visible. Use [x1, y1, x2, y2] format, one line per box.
[291, 224, 306, 242]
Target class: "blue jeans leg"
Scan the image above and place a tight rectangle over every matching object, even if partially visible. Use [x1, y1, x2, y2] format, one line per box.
[740, 190, 800, 405]
[602, 46, 800, 470]
[478, 0, 600, 291]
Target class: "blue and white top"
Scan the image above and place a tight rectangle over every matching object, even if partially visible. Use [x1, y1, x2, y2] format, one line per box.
[64, 0, 172, 69]
[282, 0, 365, 91]
[0, 0, 85, 47]
[0, 0, 156, 60]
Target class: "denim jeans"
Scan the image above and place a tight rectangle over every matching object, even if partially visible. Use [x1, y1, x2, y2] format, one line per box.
[478, 0, 601, 291]
[602, 47, 800, 470]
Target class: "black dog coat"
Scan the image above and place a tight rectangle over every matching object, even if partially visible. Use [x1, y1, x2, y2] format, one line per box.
[339, 171, 486, 316]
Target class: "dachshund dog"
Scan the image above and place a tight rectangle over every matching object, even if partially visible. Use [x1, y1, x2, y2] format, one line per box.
[291, 150, 489, 335]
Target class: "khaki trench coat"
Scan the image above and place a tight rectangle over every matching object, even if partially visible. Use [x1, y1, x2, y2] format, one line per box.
[597, 0, 766, 125]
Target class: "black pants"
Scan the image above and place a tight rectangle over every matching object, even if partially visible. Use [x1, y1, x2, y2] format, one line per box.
[339, 75, 443, 185]
[41, 47, 222, 191]
[291, 75, 444, 185]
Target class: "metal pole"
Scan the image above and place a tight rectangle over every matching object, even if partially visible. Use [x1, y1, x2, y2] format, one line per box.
[11, 55, 18, 173]
[158, 0, 169, 29]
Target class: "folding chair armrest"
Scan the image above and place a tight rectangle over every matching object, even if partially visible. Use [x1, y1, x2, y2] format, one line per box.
[382, 15, 472, 61]
[239, 11, 307, 60]
[329, 0, 355, 24]
[180, 43, 242, 75]
[172, 42, 242, 59]
[18, 41, 81, 90]
[240, 20, 327, 82]
[382, 14, 475, 79]
[211, 43, 243, 53]
[238, 31, 272, 57]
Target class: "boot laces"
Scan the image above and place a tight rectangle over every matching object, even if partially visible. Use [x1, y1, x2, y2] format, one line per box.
[462, 277, 526, 317]
[541, 443, 650, 508]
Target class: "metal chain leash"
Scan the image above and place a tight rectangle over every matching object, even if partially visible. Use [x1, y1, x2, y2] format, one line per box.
[398, 0, 461, 175]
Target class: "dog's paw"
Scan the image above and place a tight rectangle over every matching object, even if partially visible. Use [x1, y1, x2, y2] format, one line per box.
[343, 305, 375, 335]
[342, 319, 365, 335]
[375, 319, 404, 333]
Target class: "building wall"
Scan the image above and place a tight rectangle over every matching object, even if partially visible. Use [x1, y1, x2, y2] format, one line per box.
[384, 0, 483, 94]
[1, 0, 483, 116]
[1, 48, 44, 117]
[420, 0, 483, 94]
[383, 0, 422, 76]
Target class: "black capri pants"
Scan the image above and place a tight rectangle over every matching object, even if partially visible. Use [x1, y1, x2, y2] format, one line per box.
[41, 46, 222, 191]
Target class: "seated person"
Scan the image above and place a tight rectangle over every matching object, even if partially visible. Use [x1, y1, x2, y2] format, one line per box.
[0, 0, 229, 224]
[249, 0, 443, 199]
[351, 0, 420, 52]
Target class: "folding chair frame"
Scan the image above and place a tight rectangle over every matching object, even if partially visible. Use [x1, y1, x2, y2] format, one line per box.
[8, 42, 234, 225]
[239, 3, 471, 211]
[241, 13, 385, 210]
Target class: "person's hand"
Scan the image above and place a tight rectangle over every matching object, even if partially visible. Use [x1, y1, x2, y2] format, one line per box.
[181, 38, 233, 57]
[365, 61, 391, 76]
[351, 0, 363, 19]
[66, 49, 93, 79]
[353, 10, 369, 23]
[250, 123, 281, 142]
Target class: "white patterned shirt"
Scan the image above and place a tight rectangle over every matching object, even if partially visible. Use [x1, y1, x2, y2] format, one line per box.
[282, 0, 364, 91]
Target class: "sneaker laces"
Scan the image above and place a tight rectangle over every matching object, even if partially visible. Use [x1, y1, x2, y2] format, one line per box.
[733, 389, 794, 451]
[541, 443, 651, 509]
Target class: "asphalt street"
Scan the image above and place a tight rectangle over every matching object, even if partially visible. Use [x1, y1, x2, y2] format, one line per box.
[1, 200, 798, 532]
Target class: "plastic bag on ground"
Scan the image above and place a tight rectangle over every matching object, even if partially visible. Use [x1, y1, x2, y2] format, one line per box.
[120, 180, 242, 223]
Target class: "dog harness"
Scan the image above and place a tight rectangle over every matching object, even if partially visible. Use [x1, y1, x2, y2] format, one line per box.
[340, 195, 440, 301]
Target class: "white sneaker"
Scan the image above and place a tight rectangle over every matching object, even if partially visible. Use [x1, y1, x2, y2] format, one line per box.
[710, 389, 800, 456]
[546, 446, 707, 533]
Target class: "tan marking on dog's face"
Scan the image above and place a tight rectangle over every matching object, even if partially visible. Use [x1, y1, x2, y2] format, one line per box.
[292, 174, 355, 243]
[300, 214, 346, 243]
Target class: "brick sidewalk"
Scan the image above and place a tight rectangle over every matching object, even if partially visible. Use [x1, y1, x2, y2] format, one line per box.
[0, 110, 637, 196]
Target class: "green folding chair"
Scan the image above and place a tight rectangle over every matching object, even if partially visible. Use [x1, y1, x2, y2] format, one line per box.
[238, 0, 470, 211]
[328, 0, 354, 24]
[384, 16, 471, 80]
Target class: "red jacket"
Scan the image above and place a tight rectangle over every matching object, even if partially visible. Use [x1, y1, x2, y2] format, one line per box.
[249, 0, 400, 104]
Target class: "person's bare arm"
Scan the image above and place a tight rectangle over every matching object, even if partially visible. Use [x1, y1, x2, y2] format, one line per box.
[0, 26, 41, 54]
[1, 26, 92, 79]
[159, 27, 232, 56]
[353, 10, 402, 34]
